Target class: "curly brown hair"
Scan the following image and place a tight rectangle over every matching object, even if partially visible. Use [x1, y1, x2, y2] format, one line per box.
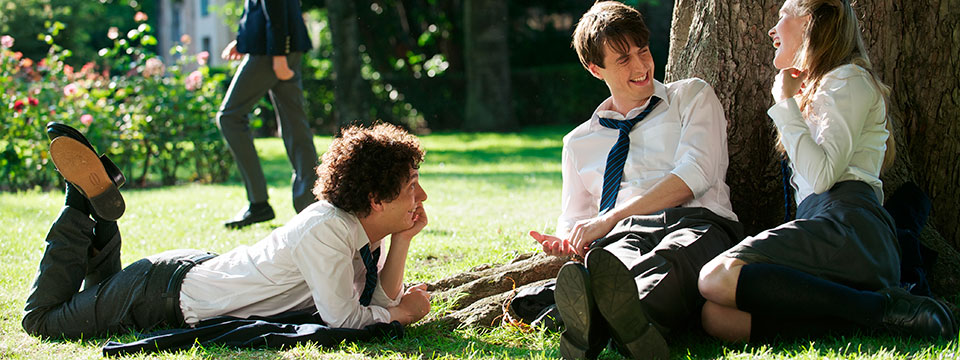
[313, 123, 424, 217]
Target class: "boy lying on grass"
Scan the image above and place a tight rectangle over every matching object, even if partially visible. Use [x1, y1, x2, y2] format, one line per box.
[24, 122, 431, 340]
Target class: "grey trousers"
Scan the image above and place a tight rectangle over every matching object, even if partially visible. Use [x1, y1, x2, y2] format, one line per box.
[592, 207, 743, 332]
[216, 52, 318, 212]
[22, 207, 208, 338]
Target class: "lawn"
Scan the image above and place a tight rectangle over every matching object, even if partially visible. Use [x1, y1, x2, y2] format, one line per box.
[1, 126, 957, 359]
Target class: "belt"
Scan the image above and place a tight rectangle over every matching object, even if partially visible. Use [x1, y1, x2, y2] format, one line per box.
[162, 252, 217, 328]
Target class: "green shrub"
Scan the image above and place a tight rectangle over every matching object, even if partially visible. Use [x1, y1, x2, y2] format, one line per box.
[0, 15, 231, 191]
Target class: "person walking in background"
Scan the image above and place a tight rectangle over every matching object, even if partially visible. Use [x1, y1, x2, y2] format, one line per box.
[218, 0, 318, 229]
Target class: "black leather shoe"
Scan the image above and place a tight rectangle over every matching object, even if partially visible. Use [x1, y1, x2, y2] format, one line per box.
[880, 287, 956, 339]
[47, 123, 126, 221]
[46, 122, 126, 188]
[224, 202, 275, 229]
[556, 262, 608, 359]
[587, 248, 669, 360]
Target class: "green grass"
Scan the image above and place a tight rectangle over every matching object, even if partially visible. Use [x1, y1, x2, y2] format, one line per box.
[1, 126, 957, 359]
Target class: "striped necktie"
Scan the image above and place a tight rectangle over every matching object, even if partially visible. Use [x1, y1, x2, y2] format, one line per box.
[358, 244, 381, 306]
[597, 96, 662, 214]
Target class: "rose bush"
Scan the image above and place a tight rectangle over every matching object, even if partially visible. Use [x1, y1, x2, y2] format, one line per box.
[1, 17, 231, 191]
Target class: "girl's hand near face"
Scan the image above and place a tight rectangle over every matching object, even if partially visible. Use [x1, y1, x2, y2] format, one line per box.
[772, 68, 806, 103]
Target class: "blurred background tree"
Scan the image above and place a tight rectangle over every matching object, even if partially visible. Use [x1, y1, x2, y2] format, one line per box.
[1, 0, 673, 132]
[299, 0, 672, 132]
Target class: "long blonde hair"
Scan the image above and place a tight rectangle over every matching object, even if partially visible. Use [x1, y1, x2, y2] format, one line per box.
[779, 0, 895, 171]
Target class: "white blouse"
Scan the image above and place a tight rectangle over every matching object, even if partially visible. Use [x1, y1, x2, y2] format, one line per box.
[769, 64, 889, 205]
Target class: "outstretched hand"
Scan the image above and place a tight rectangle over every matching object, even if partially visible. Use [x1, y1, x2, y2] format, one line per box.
[529, 230, 577, 257]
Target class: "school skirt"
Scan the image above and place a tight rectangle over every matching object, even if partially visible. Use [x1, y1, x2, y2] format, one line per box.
[722, 180, 900, 291]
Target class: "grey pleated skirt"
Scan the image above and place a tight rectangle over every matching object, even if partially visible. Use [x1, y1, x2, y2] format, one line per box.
[722, 181, 900, 291]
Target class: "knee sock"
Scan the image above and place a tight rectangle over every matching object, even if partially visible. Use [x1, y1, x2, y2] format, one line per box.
[736, 263, 884, 328]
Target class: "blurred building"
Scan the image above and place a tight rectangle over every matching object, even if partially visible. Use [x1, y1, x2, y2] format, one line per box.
[155, 0, 234, 67]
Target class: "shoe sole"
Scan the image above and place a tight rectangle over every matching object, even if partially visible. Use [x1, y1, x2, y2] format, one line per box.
[588, 249, 669, 360]
[556, 262, 601, 359]
[50, 137, 125, 221]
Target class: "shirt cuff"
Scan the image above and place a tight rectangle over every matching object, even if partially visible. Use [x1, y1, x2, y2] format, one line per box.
[370, 305, 392, 324]
[671, 163, 709, 199]
[767, 97, 804, 129]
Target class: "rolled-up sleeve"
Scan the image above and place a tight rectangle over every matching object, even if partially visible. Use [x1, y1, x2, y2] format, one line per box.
[670, 81, 727, 199]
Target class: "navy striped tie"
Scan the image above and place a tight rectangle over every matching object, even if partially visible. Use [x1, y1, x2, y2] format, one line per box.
[597, 97, 661, 214]
[358, 244, 381, 306]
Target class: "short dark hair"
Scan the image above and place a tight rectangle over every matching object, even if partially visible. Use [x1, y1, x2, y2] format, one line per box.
[314, 123, 424, 217]
[572, 1, 650, 69]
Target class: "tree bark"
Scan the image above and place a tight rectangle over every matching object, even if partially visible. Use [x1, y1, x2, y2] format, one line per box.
[327, 1, 373, 127]
[464, 0, 515, 131]
[858, 0, 960, 250]
[667, 0, 960, 295]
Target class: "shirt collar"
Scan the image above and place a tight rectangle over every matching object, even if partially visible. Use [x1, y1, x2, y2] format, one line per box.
[590, 80, 669, 130]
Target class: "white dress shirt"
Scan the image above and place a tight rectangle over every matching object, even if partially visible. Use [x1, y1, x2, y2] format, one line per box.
[179, 200, 402, 329]
[769, 64, 889, 205]
[558, 78, 737, 237]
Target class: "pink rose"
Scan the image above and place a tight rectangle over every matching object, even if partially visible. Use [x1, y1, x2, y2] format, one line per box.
[13, 99, 25, 113]
[80, 114, 94, 126]
[184, 70, 203, 91]
[63, 83, 79, 97]
[107, 27, 119, 40]
[134, 12, 148, 22]
[180, 34, 192, 44]
[28, 97, 38, 106]
[142, 57, 165, 77]
[1, 35, 13, 48]
[197, 51, 209, 66]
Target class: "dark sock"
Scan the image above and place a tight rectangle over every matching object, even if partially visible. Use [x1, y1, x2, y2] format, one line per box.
[92, 219, 118, 250]
[750, 314, 860, 343]
[64, 182, 91, 215]
[736, 263, 884, 328]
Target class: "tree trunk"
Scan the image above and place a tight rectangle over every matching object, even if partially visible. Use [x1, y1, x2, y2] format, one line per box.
[327, 1, 373, 127]
[668, 0, 960, 295]
[859, 0, 960, 250]
[463, 0, 515, 131]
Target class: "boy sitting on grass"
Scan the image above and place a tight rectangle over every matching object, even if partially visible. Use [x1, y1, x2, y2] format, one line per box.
[23, 122, 431, 339]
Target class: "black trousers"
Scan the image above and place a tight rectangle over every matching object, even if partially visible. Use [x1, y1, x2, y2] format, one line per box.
[22, 207, 210, 338]
[592, 207, 743, 331]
